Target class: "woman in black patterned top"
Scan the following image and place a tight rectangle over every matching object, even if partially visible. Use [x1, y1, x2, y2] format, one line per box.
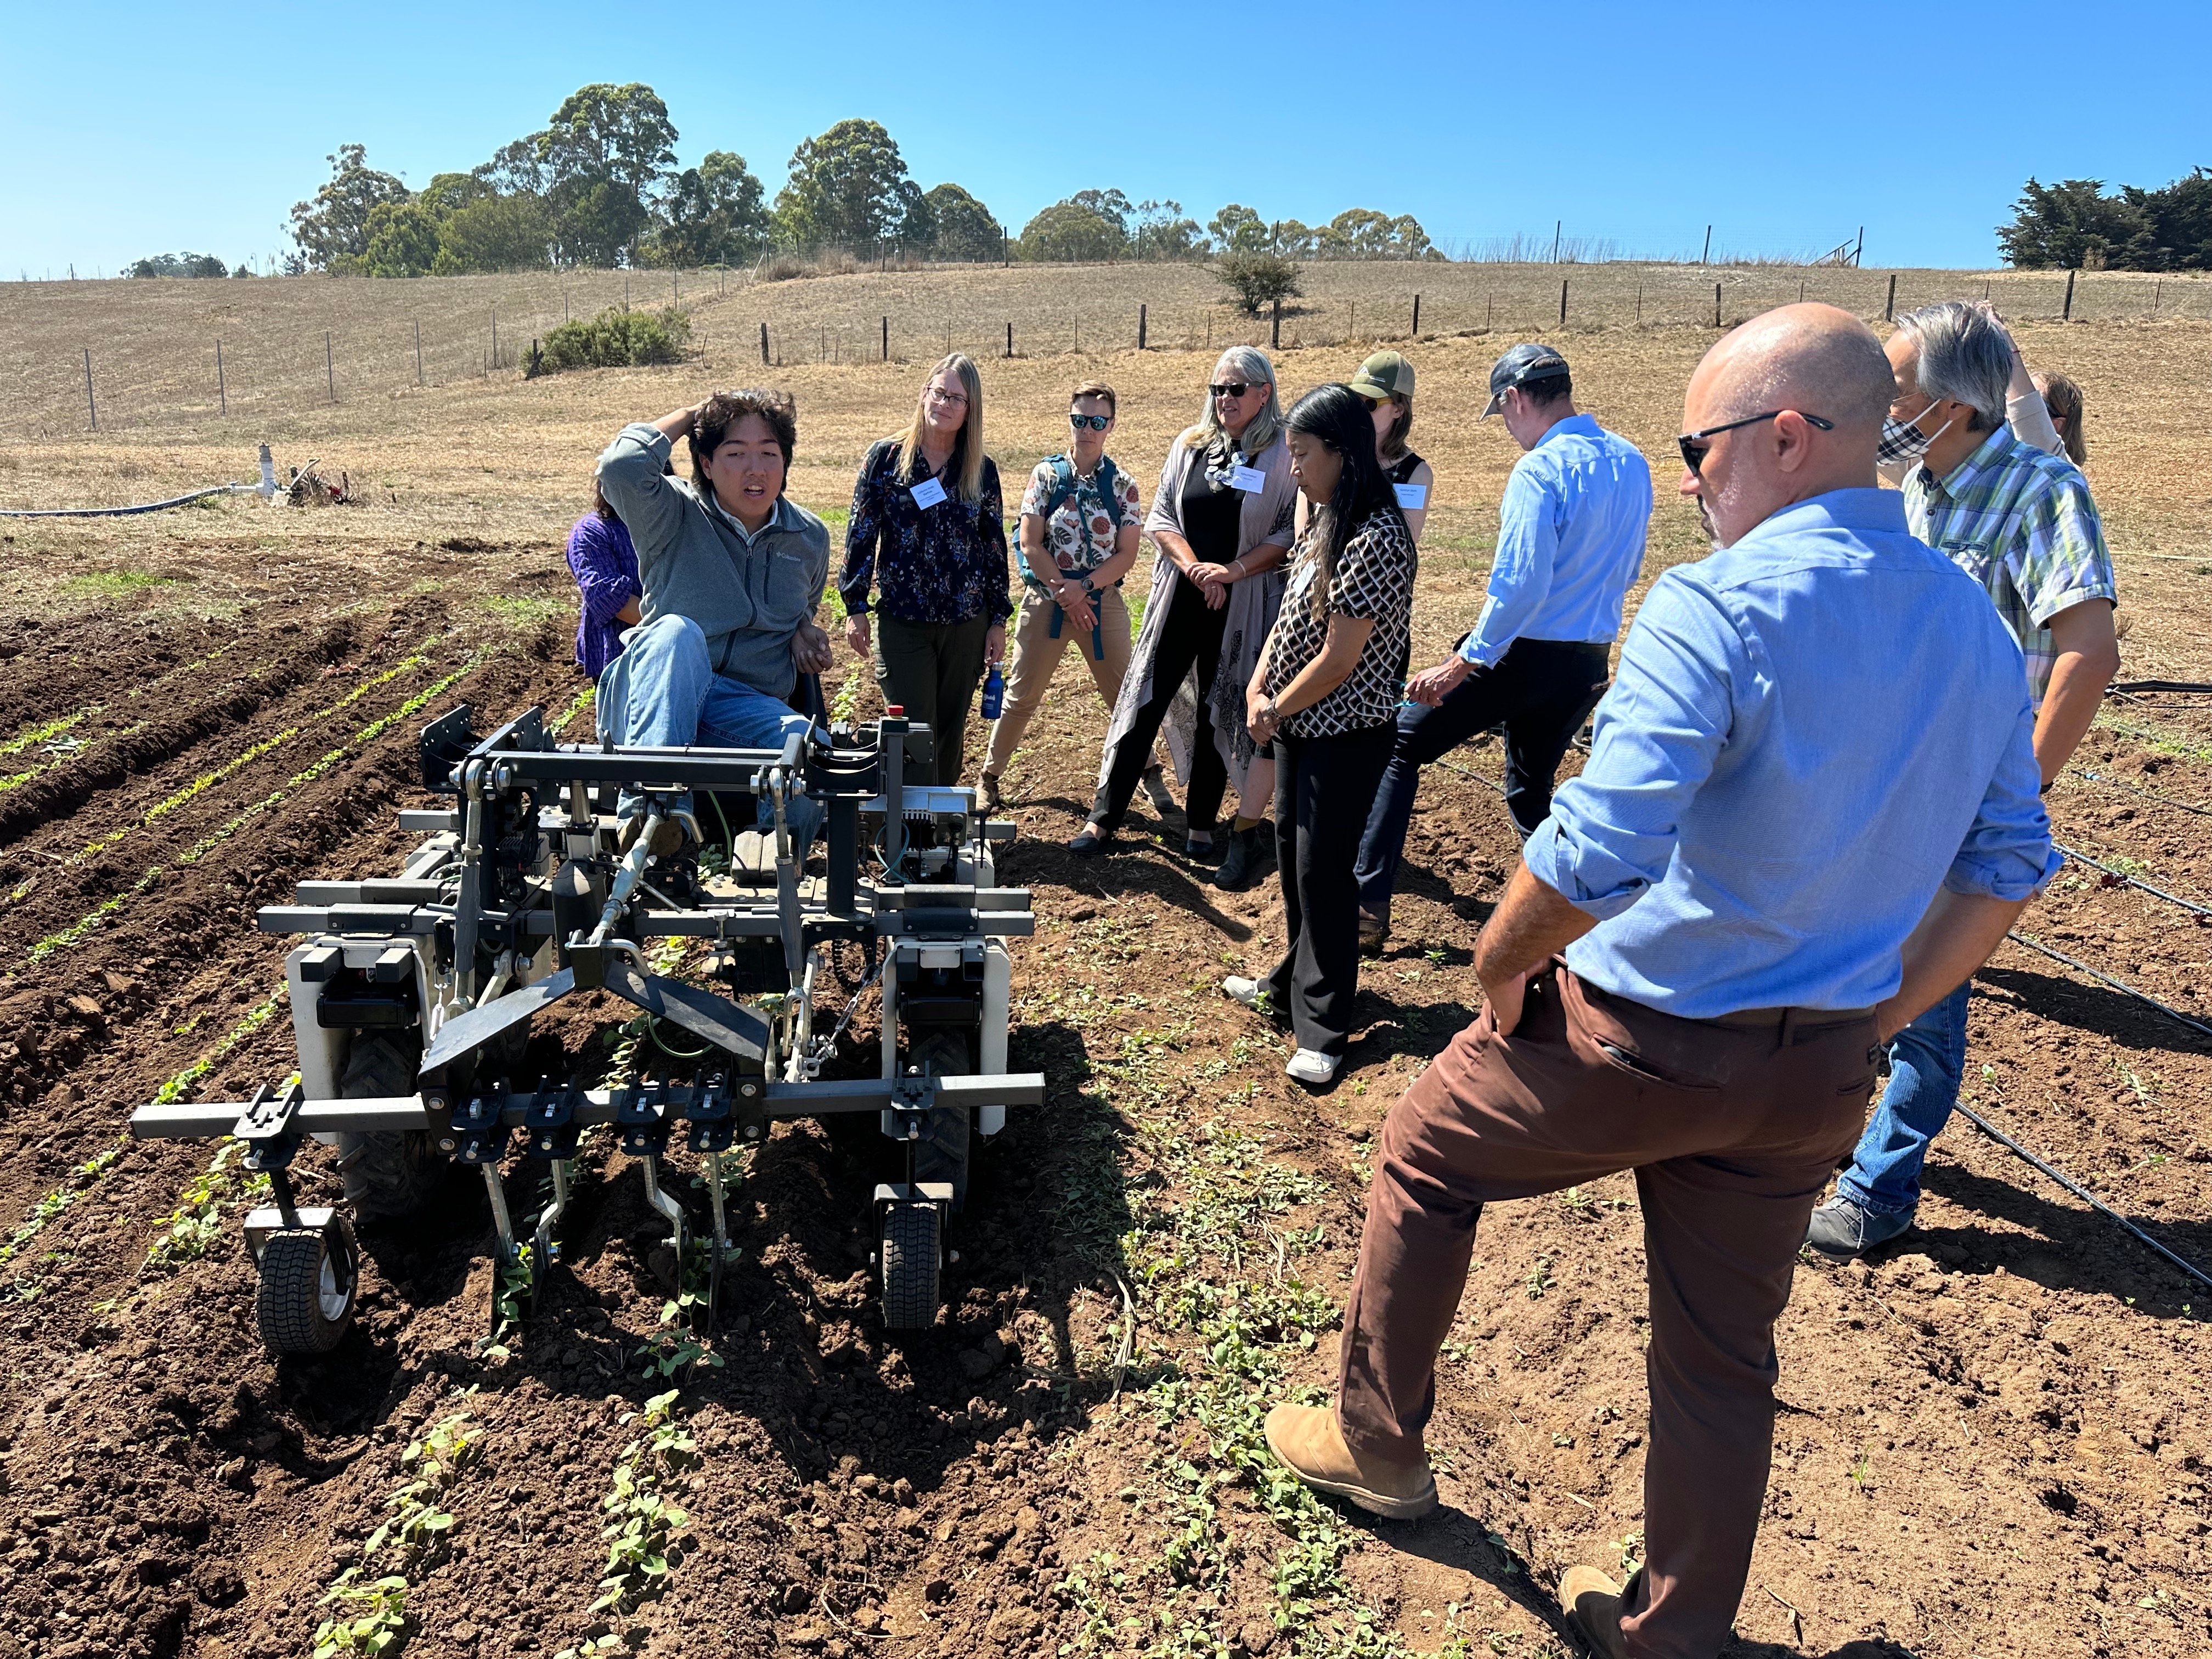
[1223, 384, 1417, 1087]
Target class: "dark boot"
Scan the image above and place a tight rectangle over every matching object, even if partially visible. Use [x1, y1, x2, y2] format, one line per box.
[1214, 823, 1274, 891]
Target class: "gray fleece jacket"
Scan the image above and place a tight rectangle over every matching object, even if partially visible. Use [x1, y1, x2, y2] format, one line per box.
[595, 422, 830, 697]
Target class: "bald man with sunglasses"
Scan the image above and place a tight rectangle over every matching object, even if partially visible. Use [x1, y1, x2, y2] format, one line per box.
[1262, 305, 2056, 1659]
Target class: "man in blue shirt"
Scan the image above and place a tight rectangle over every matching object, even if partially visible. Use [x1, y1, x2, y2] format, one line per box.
[1353, 344, 1651, 952]
[1260, 306, 2056, 1659]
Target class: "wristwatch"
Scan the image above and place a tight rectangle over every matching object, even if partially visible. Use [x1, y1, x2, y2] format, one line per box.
[1081, 574, 1098, 595]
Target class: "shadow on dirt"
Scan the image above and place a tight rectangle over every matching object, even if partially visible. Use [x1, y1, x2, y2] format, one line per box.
[1914, 1162, 2212, 1317]
[1975, 963, 2212, 1058]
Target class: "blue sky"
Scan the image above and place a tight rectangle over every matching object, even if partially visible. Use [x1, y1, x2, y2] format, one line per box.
[5, 1, 2206, 275]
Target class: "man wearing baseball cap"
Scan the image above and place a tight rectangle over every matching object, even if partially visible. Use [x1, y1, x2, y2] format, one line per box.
[1352, 343, 1652, 951]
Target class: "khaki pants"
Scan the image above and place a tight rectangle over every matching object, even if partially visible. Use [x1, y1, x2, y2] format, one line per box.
[981, 586, 1135, 779]
[1341, 966, 1872, 1657]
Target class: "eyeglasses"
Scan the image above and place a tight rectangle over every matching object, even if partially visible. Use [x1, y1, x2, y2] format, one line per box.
[1209, 382, 1254, 399]
[1357, 394, 1384, 412]
[926, 385, 969, 407]
[1069, 413, 1110, 431]
[1677, 409, 1834, 475]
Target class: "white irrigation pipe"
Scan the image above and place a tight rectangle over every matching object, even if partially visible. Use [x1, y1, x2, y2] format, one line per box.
[0, 445, 279, 519]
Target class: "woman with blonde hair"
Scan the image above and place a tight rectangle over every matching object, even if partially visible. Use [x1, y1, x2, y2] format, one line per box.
[840, 353, 1011, 786]
[1073, 346, 1297, 870]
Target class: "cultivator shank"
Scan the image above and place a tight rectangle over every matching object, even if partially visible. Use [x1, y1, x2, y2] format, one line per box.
[132, 702, 1045, 1353]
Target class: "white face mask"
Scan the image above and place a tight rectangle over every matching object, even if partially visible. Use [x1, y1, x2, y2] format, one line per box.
[1878, 397, 1956, 467]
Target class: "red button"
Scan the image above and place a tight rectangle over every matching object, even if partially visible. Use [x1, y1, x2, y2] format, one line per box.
[885, 704, 905, 716]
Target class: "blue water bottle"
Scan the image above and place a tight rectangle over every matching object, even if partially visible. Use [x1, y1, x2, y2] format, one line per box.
[981, 662, 1005, 720]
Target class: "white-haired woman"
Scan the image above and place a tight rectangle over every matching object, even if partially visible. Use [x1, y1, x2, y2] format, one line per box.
[840, 352, 1011, 786]
[1072, 346, 1297, 864]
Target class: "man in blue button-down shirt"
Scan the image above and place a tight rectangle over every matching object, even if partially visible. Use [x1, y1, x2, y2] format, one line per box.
[1353, 344, 1651, 950]
[1262, 306, 2056, 1659]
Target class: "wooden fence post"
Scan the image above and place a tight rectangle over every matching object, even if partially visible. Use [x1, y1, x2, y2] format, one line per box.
[2063, 268, 2076, 321]
[1884, 273, 1897, 321]
[1701, 225, 1712, 265]
[1412, 293, 1420, 336]
[882, 316, 889, 361]
[216, 339, 227, 416]
[1635, 283, 1642, 324]
[1138, 303, 1147, 351]
[1270, 297, 1280, 348]
[326, 331, 335, 402]
[415, 318, 423, 385]
[1559, 280, 1568, 325]
[1348, 299, 1356, 341]
[1714, 284, 1722, 328]
[83, 348, 95, 431]
[760, 321, 769, 365]
[1006, 322, 1013, 358]
[490, 314, 498, 370]
[2153, 280, 2162, 317]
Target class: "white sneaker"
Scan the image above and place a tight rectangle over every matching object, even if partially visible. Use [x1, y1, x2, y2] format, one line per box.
[1222, 975, 1267, 1009]
[1285, 1048, 1341, 1086]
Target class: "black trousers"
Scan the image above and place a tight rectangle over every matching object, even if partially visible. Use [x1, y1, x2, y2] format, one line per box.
[1092, 575, 1229, 833]
[1266, 726, 1394, 1059]
[1353, 637, 1610, 913]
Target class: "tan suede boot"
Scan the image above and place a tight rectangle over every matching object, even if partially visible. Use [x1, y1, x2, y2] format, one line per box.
[1261, 1403, 1436, 1520]
[1556, 1565, 1629, 1659]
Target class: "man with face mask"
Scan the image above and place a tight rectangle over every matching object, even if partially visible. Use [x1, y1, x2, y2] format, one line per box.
[1805, 300, 2119, 1261]
[1257, 304, 2056, 1658]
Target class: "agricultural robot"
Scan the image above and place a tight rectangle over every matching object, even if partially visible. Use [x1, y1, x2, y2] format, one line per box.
[130, 702, 1043, 1354]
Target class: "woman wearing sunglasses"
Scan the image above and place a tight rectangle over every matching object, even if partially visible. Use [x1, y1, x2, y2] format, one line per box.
[979, 381, 1172, 812]
[1074, 346, 1297, 862]
[839, 353, 1011, 786]
[1224, 383, 1418, 1087]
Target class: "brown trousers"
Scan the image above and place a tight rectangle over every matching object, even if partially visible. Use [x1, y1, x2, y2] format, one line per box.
[1339, 965, 1874, 1659]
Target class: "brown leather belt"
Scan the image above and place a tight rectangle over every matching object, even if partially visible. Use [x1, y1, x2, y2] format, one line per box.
[1706, 1005, 1875, 1031]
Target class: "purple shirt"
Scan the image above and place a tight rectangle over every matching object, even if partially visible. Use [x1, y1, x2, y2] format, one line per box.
[566, 512, 641, 678]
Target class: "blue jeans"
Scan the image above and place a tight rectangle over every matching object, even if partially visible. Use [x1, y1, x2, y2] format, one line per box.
[596, 615, 823, 849]
[1835, 980, 1971, 1217]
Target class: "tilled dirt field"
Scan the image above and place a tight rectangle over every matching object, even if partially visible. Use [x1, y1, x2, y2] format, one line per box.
[1, 552, 2209, 1659]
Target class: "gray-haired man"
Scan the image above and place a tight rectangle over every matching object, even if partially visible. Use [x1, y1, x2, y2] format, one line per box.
[1807, 300, 2118, 1259]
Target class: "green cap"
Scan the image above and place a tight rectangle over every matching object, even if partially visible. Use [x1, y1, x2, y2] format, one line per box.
[1347, 351, 1415, 402]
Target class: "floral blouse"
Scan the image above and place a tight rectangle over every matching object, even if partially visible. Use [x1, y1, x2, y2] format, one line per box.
[839, 438, 1013, 626]
[1015, 455, 1143, 601]
[1262, 505, 1418, 738]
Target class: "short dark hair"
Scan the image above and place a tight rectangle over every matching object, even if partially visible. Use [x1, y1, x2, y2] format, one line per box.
[1070, 380, 1116, 415]
[1517, 370, 1571, 408]
[690, 387, 797, 482]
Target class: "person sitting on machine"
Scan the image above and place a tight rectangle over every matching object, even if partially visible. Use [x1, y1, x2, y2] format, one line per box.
[595, 390, 834, 853]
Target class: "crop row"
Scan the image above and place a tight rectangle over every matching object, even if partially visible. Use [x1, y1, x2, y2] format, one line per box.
[27, 654, 482, 962]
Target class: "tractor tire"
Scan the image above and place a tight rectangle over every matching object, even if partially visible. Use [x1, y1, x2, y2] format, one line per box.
[335, 1031, 447, 1221]
[256, 1222, 359, 1356]
[880, 1200, 941, 1331]
[909, 1030, 974, 1207]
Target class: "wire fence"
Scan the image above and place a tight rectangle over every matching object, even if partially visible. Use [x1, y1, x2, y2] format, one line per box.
[1, 260, 2206, 440]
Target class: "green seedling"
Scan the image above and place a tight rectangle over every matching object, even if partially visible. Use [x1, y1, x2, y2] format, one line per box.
[1524, 1256, 1556, 1300]
[313, 1571, 408, 1657]
[592, 1390, 696, 1616]
[145, 1138, 270, 1267]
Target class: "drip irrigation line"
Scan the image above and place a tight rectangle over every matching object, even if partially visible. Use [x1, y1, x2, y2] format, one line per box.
[1955, 1102, 2212, 1291]
[2110, 680, 2212, 696]
[2004, 930, 2212, 1041]
[2072, 768, 2212, 819]
[0, 482, 258, 518]
[1436, 757, 1505, 796]
[2056, 843, 2212, 919]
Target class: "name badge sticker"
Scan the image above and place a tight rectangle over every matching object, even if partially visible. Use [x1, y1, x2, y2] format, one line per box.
[1229, 465, 1267, 494]
[910, 477, 948, 510]
[1392, 482, 1429, 511]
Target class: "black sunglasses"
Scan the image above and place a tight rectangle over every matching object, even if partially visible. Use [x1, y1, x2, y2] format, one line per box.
[1677, 409, 1834, 475]
[1356, 394, 1384, 412]
[1069, 412, 1110, 431]
[1209, 382, 1253, 399]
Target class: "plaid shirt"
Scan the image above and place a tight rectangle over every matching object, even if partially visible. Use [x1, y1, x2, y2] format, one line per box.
[1903, 426, 2114, 708]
